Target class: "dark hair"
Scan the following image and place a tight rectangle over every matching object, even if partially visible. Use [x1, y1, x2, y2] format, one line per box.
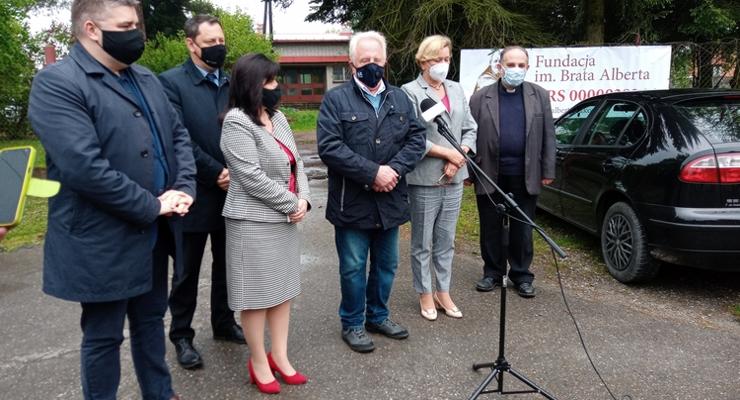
[499, 45, 529, 62]
[227, 53, 280, 126]
[184, 14, 221, 40]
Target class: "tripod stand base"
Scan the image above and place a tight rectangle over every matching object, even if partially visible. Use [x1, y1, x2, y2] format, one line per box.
[468, 358, 558, 400]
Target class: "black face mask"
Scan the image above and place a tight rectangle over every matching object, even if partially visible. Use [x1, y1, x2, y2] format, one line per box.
[262, 86, 282, 110]
[198, 44, 227, 69]
[354, 63, 384, 88]
[100, 28, 145, 65]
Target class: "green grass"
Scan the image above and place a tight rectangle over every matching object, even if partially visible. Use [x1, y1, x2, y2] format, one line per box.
[457, 186, 481, 242]
[282, 107, 318, 133]
[0, 196, 48, 252]
[733, 304, 740, 320]
[1, 139, 46, 168]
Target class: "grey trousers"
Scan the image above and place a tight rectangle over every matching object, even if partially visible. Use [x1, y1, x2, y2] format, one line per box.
[409, 183, 464, 293]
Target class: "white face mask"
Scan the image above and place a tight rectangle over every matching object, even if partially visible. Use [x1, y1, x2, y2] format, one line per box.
[502, 66, 527, 87]
[429, 62, 449, 83]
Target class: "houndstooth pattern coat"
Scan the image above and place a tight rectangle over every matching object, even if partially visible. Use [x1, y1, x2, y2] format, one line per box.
[220, 107, 311, 310]
[220, 108, 310, 220]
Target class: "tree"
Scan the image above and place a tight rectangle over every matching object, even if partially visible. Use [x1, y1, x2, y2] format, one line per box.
[308, 0, 549, 83]
[0, 0, 36, 138]
[141, 0, 190, 39]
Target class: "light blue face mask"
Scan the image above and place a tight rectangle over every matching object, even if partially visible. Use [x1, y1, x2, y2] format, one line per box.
[502, 67, 527, 87]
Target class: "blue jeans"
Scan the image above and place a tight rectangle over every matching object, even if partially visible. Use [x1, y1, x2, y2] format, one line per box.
[335, 226, 399, 330]
[80, 220, 174, 400]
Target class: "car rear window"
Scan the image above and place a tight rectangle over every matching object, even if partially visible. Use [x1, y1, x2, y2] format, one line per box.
[673, 96, 740, 144]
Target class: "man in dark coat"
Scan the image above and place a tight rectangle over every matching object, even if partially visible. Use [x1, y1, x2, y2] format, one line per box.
[317, 31, 426, 353]
[27, 1, 195, 399]
[468, 45, 556, 298]
[159, 14, 244, 371]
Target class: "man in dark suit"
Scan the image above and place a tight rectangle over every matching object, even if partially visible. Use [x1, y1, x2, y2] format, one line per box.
[159, 15, 244, 370]
[468, 45, 556, 298]
[27, 1, 195, 399]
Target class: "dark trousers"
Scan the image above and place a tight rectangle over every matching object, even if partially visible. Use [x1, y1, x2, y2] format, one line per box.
[80, 220, 173, 400]
[476, 174, 538, 285]
[168, 229, 235, 341]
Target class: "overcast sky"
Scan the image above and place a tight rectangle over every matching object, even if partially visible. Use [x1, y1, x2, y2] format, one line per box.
[28, 0, 344, 35]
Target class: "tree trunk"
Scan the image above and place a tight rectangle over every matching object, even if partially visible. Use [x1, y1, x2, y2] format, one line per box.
[583, 0, 604, 44]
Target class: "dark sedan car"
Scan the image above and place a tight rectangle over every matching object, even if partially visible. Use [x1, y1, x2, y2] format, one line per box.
[537, 89, 740, 283]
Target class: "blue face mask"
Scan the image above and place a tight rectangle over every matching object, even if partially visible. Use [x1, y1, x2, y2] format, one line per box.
[355, 63, 384, 88]
[502, 66, 527, 87]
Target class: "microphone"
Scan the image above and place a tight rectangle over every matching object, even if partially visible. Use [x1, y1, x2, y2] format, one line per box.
[420, 98, 453, 136]
[419, 98, 460, 151]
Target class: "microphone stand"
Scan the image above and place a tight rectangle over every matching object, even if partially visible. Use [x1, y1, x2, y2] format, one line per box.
[433, 121, 564, 400]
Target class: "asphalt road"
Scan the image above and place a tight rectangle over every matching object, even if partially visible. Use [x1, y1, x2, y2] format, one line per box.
[1, 141, 738, 399]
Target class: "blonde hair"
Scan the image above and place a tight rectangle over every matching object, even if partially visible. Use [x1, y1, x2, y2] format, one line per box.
[349, 31, 387, 63]
[415, 35, 452, 67]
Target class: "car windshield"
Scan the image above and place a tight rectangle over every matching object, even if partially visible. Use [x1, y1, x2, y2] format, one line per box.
[674, 96, 740, 144]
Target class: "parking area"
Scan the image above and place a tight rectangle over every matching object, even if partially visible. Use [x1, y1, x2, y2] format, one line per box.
[1, 176, 739, 400]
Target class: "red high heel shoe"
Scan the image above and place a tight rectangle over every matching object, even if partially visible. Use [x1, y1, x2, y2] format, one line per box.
[248, 358, 281, 394]
[267, 353, 308, 385]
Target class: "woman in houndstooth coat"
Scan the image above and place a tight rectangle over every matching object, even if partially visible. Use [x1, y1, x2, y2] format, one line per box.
[220, 53, 311, 394]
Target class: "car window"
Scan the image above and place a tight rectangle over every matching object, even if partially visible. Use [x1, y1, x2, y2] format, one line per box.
[674, 96, 740, 144]
[617, 111, 647, 146]
[555, 101, 598, 145]
[583, 101, 640, 146]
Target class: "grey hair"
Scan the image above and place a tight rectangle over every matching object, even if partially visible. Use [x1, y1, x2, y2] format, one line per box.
[71, 0, 140, 38]
[348, 31, 387, 63]
[184, 15, 221, 40]
[499, 45, 529, 62]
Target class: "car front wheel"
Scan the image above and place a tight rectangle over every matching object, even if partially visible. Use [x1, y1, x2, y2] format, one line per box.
[600, 202, 659, 283]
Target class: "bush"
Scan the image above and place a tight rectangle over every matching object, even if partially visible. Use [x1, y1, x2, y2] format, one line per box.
[138, 32, 189, 74]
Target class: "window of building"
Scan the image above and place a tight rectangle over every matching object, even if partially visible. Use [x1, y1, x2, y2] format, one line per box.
[332, 65, 351, 82]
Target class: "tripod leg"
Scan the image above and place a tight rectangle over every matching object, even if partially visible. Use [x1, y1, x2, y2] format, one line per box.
[467, 369, 501, 400]
[507, 367, 559, 400]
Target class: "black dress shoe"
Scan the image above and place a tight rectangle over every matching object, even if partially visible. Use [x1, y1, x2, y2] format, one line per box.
[476, 277, 501, 292]
[342, 328, 375, 353]
[213, 324, 246, 344]
[517, 282, 536, 298]
[365, 318, 409, 340]
[174, 338, 203, 369]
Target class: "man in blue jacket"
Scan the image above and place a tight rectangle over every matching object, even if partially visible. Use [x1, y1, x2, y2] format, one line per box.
[159, 14, 244, 371]
[317, 31, 426, 353]
[27, 1, 195, 399]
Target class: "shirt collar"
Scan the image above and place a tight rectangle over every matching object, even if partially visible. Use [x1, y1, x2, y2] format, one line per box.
[194, 63, 219, 81]
[353, 75, 385, 97]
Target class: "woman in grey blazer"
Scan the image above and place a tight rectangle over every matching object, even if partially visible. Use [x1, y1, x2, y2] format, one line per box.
[401, 35, 477, 321]
[220, 54, 310, 394]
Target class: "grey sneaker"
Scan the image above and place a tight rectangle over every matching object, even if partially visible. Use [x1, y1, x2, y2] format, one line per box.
[342, 327, 375, 353]
[365, 318, 409, 340]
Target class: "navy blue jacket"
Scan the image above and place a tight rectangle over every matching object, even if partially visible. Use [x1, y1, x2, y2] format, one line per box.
[27, 43, 196, 302]
[159, 59, 229, 232]
[317, 79, 426, 230]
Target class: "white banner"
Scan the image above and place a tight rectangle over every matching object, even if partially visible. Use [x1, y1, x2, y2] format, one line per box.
[459, 46, 672, 117]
